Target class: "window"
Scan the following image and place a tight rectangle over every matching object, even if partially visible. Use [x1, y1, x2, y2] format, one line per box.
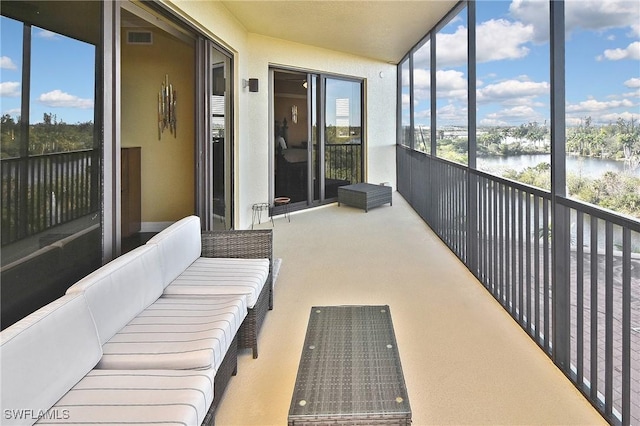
[413, 39, 431, 153]
[476, 0, 551, 190]
[399, 58, 411, 147]
[435, 5, 468, 165]
[565, 0, 640, 219]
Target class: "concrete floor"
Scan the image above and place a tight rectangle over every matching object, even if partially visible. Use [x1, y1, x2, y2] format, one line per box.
[214, 192, 606, 425]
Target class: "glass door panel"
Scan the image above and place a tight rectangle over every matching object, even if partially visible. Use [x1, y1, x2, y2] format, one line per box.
[324, 78, 362, 198]
[210, 48, 231, 230]
[274, 70, 309, 204]
[0, 3, 102, 328]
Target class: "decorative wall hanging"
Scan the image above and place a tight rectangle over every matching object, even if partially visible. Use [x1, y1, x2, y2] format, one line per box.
[158, 74, 177, 139]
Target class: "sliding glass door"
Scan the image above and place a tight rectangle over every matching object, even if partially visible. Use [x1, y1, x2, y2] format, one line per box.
[1, 2, 103, 328]
[272, 69, 363, 211]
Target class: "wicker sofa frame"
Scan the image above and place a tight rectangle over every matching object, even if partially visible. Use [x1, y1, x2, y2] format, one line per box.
[201, 334, 238, 426]
[201, 229, 273, 359]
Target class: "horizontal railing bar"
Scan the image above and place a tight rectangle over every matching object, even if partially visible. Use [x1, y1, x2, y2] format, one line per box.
[557, 196, 640, 233]
[1, 148, 94, 162]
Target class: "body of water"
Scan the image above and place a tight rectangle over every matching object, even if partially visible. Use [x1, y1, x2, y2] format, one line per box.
[478, 154, 640, 179]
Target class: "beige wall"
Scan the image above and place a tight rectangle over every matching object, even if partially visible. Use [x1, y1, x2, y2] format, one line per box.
[162, 0, 397, 229]
[121, 25, 195, 225]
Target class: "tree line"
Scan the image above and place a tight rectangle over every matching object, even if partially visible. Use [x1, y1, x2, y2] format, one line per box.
[1, 114, 95, 159]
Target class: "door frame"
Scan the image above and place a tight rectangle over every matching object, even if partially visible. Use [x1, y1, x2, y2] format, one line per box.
[269, 66, 365, 213]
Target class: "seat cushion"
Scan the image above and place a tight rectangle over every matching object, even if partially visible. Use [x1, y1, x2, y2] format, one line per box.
[164, 257, 270, 308]
[1, 293, 102, 426]
[97, 295, 247, 372]
[39, 369, 214, 425]
[65, 244, 164, 345]
[145, 215, 202, 288]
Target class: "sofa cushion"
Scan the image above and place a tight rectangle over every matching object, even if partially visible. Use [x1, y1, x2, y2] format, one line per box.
[40, 369, 214, 425]
[65, 244, 164, 345]
[164, 257, 270, 308]
[97, 295, 247, 371]
[0, 293, 102, 426]
[145, 215, 202, 288]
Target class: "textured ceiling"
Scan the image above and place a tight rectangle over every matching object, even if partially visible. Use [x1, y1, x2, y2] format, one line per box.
[220, 1, 457, 63]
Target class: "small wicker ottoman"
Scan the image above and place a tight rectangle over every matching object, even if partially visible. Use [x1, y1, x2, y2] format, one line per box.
[338, 183, 392, 212]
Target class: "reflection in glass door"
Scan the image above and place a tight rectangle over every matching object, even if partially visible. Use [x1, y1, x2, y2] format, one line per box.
[323, 77, 362, 198]
[209, 46, 232, 230]
[0, 3, 102, 328]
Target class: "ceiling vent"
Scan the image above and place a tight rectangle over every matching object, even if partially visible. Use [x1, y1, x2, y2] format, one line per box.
[127, 30, 153, 45]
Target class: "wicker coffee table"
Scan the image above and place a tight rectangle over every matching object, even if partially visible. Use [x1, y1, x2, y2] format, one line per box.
[288, 305, 411, 425]
[338, 183, 392, 212]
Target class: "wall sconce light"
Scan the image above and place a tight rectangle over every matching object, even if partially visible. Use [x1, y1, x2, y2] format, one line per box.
[243, 78, 259, 92]
[302, 80, 308, 89]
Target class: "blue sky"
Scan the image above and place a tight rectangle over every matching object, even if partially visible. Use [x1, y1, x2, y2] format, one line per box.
[2, 1, 638, 128]
[405, 0, 640, 128]
[1, 15, 95, 124]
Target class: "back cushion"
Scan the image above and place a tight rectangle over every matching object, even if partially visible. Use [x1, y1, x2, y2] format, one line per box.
[0, 293, 102, 426]
[145, 215, 201, 288]
[66, 244, 164, 344]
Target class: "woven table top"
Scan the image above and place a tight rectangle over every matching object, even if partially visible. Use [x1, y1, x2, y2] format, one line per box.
[288, 305, 411, 425]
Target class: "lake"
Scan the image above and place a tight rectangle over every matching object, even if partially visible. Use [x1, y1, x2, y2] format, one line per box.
[477, 154, 640, 179]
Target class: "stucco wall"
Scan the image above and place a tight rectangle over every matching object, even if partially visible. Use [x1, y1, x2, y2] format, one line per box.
[163, 0, 397, 229]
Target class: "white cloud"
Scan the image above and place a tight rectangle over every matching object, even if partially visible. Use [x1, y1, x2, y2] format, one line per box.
[477, 79, 550, 105]
[511, 0, 639, 43]
[436, 102, 467, 124]
[1, 56, 17, 70]
[0, 82, 21, 97]
[625, 78, 640, 88]
[401, 93, 410, 108]
[435, 69, 467, 92]
[564, 0, 640, 35]
[35, 29, 59, 40]
[413, 68, 430, 90]
[435, 25, 468, 69]
[435, 69, 468, 105]
[599, 111, 639, 122]
[37, 90, 93, 109]
[477, 19, 535, 63]
[598, 41, 640, 61]
[509, 0, 550, 43]
[482, 105, 541, 126]
[566, 98, 634, 114]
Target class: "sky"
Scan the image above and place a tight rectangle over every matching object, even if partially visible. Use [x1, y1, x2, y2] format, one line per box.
[1, 1, 638, 128]
[405, 0, 640, 128]
[1, 15, 95, 124]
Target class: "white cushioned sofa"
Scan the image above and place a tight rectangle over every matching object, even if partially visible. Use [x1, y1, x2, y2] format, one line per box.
[1, 292, 216, 425]
[146, 215, 273, 358]
[0, 217, 273, 425]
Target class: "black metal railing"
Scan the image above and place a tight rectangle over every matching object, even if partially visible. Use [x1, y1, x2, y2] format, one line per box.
[397, 146, 639, 425]
[1, 149, 100, 246]
[325, 143, 361, 185]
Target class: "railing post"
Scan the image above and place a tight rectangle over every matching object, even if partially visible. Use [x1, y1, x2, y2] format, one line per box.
[550, 0, 570, 370]
[466, 1, 478, 275]
[18, 24, 32, 241]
